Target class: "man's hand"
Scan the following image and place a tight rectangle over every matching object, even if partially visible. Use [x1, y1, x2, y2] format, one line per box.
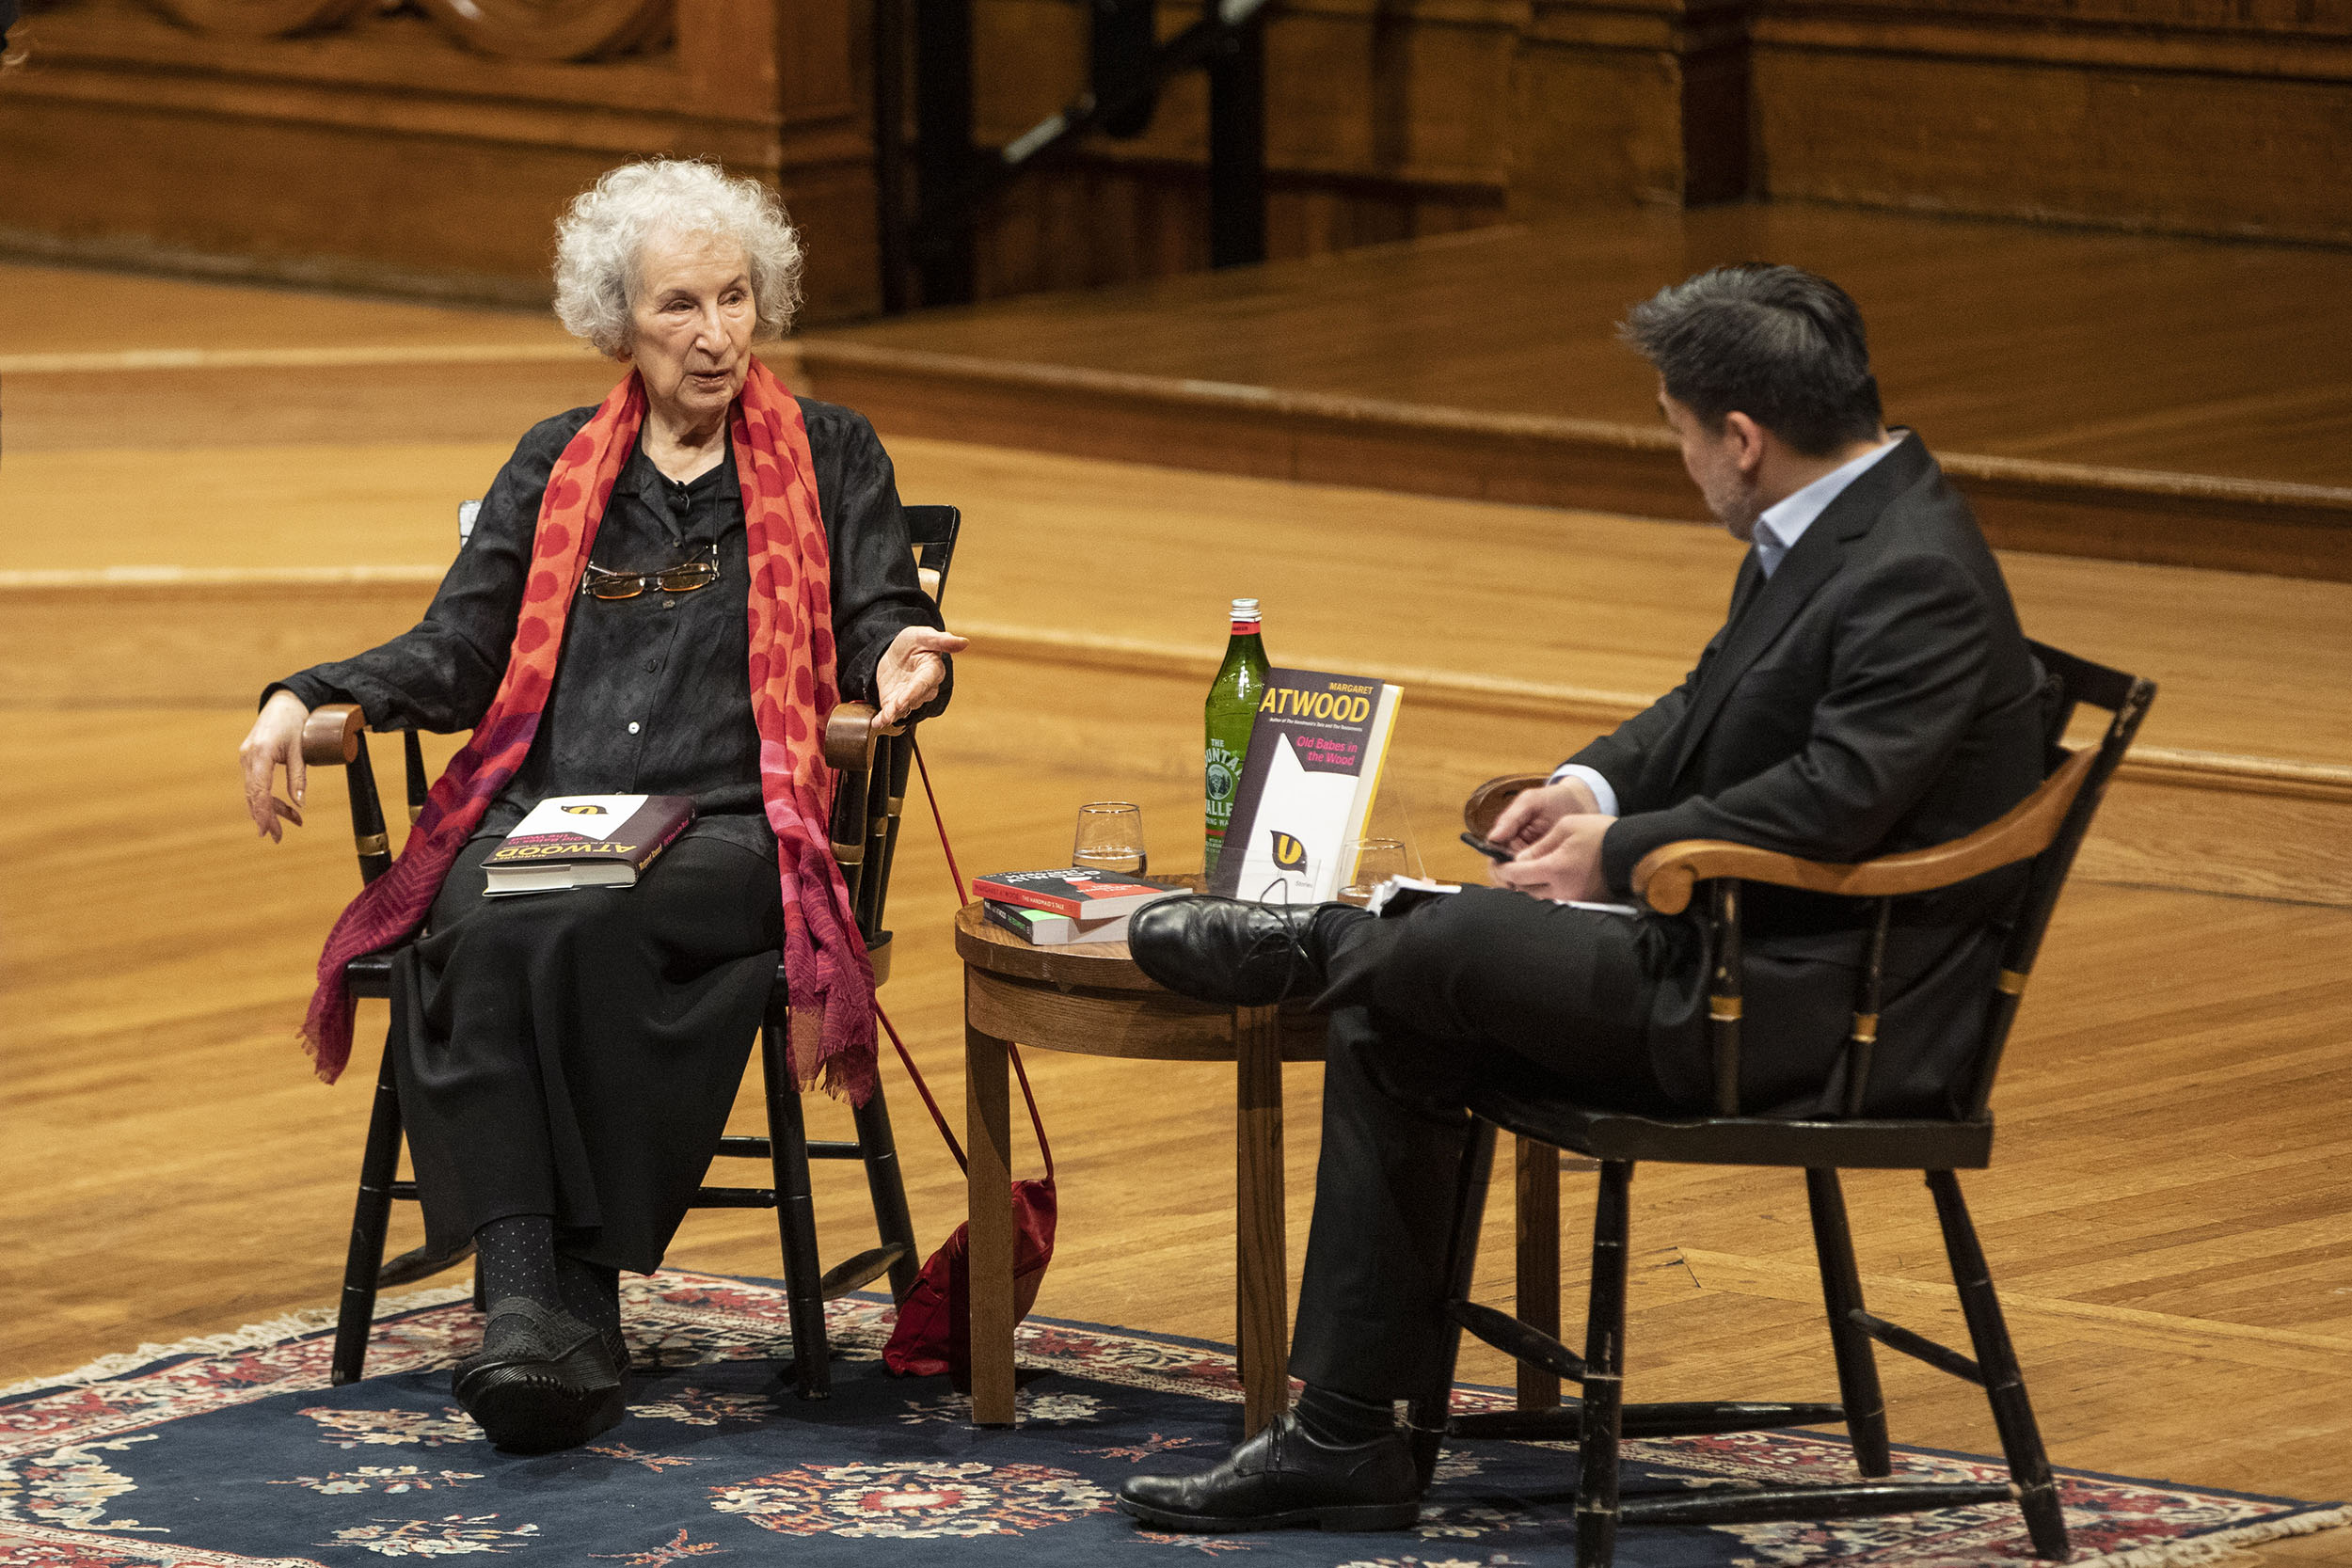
[1487, 776, 1600, 850]
[875, 626, 968, 724]
[239, 689, 311, 842]
[1491, 812, 1616, 903]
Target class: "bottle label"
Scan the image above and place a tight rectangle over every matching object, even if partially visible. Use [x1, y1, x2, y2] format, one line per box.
[1230, 620, 1260, 635]
[1205, 736, 1246, 835]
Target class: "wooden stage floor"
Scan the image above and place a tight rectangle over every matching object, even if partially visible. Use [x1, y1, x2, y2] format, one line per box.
[3, 263, 2349, 1560]
[798, 204, 2352, 580]
[816, 205, 2352, 488]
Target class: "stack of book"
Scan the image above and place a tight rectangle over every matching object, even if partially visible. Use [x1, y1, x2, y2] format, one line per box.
[973, 868, 1189, 946]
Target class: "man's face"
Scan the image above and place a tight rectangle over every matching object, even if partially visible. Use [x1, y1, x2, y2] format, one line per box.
[1658, 382, 1764, 542]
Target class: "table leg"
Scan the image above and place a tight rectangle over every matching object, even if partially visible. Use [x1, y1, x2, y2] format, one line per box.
[1515, 1135, 1562, 1411]
[1233, 1003, 1289, 1435]
[965, 994, 1017, 1427]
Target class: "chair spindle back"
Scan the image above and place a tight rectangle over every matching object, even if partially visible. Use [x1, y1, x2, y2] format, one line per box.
[1694, 640, 2152, 1120]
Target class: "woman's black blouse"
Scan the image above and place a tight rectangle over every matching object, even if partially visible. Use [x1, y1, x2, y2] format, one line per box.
[272, 398, 948, 858]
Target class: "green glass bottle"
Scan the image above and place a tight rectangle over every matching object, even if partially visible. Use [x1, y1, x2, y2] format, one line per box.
[1204, 596, 1270, 874]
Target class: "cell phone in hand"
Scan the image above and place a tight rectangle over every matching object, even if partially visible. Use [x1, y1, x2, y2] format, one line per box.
[1459, 831, 1515, 863]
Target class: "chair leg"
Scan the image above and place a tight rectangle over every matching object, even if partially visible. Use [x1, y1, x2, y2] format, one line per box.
[1516, 1135, 1563, 1413]
[1927, 1170, 2068, 1560]
[331, 1051, 405, 1386]
[1804, 1167, 1892, 1476]
[1406, 1117, 1498, 1488]
[1575, 1161, 1633, 1568]
[850, 1086, 922, 1304]
[762, 1022, 832, 1400]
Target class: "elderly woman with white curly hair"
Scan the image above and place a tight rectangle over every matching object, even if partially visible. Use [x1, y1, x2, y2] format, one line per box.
[236, 159, 962, 1453]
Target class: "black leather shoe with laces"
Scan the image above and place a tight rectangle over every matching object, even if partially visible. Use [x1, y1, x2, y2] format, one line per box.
[1115, 1413, 1422, 1532]
[1126, 897, 1330, 1006]
[452, 1297, 626, 1453]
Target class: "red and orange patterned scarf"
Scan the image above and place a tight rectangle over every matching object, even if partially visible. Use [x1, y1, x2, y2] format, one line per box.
[300, 357, 877, 1102]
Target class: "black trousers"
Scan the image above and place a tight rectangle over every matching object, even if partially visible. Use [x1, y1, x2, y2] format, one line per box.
[1288, 886, 1698, 1402]
[389, 832, 784, 1274]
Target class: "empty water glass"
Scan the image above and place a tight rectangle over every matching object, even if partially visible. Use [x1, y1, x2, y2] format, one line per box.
[1339, 837, 1409, 905]
[1073, 802, 1148, 875]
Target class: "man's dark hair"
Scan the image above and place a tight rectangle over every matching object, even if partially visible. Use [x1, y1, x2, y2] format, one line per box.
[1620, 264, 1883, 456]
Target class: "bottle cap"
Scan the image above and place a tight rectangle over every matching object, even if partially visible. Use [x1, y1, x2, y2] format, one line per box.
[1230, 597, 1261, 621]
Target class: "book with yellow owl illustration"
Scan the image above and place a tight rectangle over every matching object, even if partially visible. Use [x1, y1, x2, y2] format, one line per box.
[1208, 668, 1403, 905]
[482, 794, 695, 895]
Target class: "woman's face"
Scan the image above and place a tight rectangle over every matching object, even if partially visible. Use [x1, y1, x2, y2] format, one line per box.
[627, 230, 757, 429]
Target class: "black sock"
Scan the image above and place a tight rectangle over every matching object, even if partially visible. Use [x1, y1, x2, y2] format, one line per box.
[473, 1214, 561, 1312]
[1294, 1382, 1396, 1447]
[555, 1252, 621, 1337]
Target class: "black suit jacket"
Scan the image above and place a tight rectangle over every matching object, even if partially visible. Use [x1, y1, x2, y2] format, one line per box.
[1565, 434, 2048, 1116]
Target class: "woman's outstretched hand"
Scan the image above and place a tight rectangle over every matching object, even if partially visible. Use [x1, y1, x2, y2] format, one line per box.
[874, 626, 967, 724]
[240, 689, 312, 842]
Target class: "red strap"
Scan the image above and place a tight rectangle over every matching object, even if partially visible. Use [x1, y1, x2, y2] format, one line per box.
[876, 1001, 964, 1172]
[887, 736, 1054, 1178]
[913, 736, 967, 902]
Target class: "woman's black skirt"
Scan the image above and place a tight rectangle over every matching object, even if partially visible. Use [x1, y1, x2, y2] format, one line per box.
[389, 831, 784, 1273]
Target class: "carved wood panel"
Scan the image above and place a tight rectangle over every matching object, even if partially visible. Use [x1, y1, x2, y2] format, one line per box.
[148, 0, 675, 57]
[150, 0, 370, 39]
[416, 0, 673, 60]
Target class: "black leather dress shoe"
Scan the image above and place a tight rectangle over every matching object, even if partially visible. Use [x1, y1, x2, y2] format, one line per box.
[453, 1297, 626, 1453]
[1115, 1413, 1422, 1533]
[1127, 897, 1328, 1006]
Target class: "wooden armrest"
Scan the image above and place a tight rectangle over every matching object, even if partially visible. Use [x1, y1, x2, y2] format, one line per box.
[302, 703, 365, 766]
[1463, 773, 1552, 838]
[823, 702, 904, 771]
[1633, 745, 2098, 915]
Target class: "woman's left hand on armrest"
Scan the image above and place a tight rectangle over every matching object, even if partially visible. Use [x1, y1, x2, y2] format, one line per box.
[874, 626, 968, 724]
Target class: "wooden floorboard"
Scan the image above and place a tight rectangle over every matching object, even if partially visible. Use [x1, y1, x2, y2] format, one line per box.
[810, 207, 2352, 489]
[793, 206, 2352, 579]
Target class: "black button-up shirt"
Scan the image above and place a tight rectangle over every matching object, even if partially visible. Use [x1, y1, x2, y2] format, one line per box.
[273, 398, 949, 859]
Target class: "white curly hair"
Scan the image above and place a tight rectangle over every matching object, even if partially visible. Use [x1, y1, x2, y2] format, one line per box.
[552, 159, 804, 356]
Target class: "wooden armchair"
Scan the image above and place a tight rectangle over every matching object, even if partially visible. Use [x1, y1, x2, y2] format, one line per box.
[1420, 639, 2154, 1567]
[312, 503, 961, 1402]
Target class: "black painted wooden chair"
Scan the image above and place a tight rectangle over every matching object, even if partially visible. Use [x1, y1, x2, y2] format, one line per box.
[310, 503, 962, 1402]
[1418, 640, 2153, 1567]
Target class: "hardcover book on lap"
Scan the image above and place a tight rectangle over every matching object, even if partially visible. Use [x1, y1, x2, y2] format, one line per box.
[483, 794, 695, 895]
[1210, 668, 1402, 904]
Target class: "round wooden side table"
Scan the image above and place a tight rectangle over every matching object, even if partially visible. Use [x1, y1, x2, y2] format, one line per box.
[954, 890, 1324, 1433]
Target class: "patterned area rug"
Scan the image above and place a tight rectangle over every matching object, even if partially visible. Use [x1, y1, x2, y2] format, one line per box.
[3, 1270, 2342, 1567]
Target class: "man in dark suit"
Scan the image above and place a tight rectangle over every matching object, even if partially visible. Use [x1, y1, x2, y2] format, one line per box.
[1116, 263, 2049, 1534]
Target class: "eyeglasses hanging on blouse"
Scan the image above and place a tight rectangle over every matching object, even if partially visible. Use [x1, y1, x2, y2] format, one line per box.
[579, 542, 722, 601]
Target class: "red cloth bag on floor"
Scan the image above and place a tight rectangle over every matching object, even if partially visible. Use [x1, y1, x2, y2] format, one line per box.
[879, 1032, 1057, 1385]
[881, 739, 1059, 1384]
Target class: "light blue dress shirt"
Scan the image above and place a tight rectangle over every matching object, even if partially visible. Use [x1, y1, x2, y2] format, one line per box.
[1548, 436, 1899, 816]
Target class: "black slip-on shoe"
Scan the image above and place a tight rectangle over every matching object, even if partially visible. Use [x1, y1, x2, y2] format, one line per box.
[453, 1297, 626, 1454]
[1115, 1413, 1422, 1533]
[1126, 897, 1329, 1007]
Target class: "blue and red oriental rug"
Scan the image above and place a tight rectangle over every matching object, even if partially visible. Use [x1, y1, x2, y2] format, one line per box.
[3, 1270, 2341, 1566]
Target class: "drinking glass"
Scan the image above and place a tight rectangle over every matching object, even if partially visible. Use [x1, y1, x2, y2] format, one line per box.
[1073, 802, 1148, 875]
[1339, 837, 1409, 905]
